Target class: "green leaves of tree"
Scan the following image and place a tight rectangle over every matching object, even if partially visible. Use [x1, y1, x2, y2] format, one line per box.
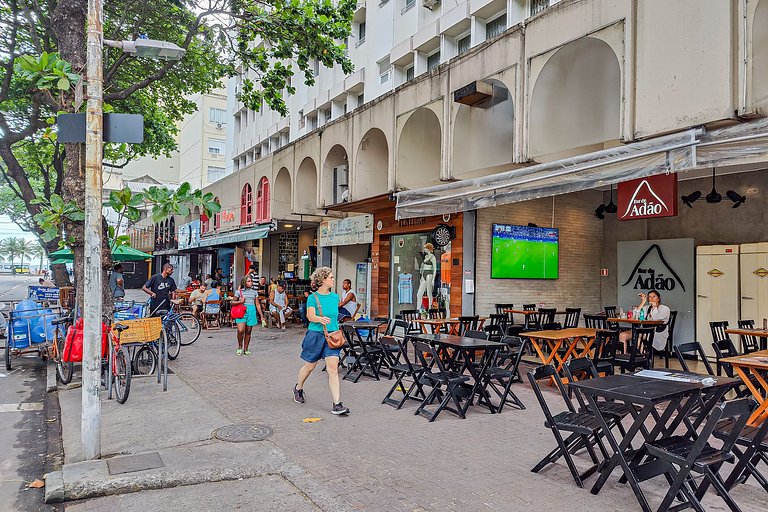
[14, 52, 81, 92]
[140, 183, 221, 223]
[32, 194, 84, 242]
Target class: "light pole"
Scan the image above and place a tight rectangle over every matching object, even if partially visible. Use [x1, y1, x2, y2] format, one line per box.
[82, 0, 185, 460]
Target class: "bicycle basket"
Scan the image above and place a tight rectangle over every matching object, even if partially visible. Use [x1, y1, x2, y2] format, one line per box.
[118, 317, 162, 344]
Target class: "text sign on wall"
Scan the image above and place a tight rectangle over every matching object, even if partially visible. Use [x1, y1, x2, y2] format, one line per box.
[318, 214, 374, 247]
[618, 173, 678, 221]
[617, 238, 694, 348]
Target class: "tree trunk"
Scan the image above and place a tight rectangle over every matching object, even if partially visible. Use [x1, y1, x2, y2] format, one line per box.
[53, 0, 112, 311]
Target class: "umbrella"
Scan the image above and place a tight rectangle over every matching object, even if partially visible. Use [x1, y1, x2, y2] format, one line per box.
[49, 245, 152, 262]
[49, 259, 71, 265]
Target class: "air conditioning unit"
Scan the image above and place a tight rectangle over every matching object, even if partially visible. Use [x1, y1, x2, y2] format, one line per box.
[422, 0, 439, 9]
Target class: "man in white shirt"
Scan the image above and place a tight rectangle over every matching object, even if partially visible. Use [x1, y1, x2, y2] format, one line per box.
[338, 279, 357, 321]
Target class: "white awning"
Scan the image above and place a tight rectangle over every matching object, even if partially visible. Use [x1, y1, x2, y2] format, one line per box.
[395, 118, 768, 219]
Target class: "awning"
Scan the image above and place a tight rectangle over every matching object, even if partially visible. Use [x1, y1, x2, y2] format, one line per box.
[395, 118, 768, 219]
[198, 224, 271, 247]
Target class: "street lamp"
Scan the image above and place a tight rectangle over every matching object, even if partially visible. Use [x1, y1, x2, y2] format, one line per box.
[82, 0, 185, 460]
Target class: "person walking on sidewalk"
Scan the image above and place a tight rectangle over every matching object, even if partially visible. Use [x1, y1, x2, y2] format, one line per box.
[292, 267, 350, 415]
[234, 275, 259, 355]
[142, 263, 177, 315]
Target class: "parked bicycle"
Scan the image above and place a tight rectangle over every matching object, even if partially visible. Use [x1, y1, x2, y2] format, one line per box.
[132, 298, 199, 375]
[51, 312, 74, 384]
[103, 313, 132, 404]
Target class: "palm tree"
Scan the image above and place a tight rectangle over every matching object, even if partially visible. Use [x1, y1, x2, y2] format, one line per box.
[18, 239, 36, 272]
[27, 243, 46, 273]
[0, 237, 24, 267]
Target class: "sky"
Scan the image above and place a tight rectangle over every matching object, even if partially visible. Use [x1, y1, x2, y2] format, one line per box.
[0, 215, 40, 243]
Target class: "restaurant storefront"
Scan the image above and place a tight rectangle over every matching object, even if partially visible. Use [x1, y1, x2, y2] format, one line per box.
[395, 120, 768, 355]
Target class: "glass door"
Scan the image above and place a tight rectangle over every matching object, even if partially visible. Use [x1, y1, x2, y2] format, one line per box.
[390, 233, 451, 318]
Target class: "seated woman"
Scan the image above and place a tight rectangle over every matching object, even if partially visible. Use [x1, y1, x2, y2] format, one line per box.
[619, 289, 671, 354]
[188, 282, 207, 317]
[203, 281, 222, 316]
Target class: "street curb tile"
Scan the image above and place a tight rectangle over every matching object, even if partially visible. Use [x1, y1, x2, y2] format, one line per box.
[46, 361, 56, 393]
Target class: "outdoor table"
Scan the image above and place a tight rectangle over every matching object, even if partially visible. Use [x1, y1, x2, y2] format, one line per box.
[721, 349, 768, 425]
[607, 317, 664, 327]
[345, 319, 388, 341]
[408, 332, 505, 414]
[504, 309, 566, 329]
[525, 328, 597, 380]
[414, 317, 488, 335]
[570, 370, 739, 512]
[726, 327, 768, 351]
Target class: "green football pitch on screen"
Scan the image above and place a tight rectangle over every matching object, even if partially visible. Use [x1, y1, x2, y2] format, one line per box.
[491, 237, 559, 279]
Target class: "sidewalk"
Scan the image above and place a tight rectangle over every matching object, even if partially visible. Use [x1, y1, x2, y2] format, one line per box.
[50, 316, 768, 511]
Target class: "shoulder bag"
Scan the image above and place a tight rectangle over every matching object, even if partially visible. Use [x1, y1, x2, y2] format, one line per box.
[230, 290, 246, 320]
[313, 292, 345, 349]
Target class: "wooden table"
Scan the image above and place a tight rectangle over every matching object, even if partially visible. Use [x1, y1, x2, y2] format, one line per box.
[726, 328, 768, 351]
[722, 350, 768, 425]
[414, 317, 487, 335]
[524, 328, 597, 380]
[607, 317, 663, 326]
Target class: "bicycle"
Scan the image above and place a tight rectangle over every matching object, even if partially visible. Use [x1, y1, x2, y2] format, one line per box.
[133, 298, 197, 375]
[103, 314, 132, 404]
[51, 312, 74, 384]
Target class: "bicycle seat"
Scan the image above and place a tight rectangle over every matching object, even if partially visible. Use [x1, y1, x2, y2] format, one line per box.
[52, 316, 72, 326]
[113, 323, 130, 332]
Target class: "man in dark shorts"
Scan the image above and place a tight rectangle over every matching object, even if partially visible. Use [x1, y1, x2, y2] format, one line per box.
[142, 263, 177, 315]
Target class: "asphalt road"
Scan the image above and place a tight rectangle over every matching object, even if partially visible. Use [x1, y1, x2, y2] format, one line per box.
[0, 274, 46, 302]
[0, 358, 60, 512]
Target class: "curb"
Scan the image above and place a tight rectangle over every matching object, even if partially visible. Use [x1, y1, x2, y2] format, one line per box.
[46, 360, 56, 393]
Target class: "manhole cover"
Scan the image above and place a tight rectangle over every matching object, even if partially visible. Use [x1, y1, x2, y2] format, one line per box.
[213, 424, 274, 442]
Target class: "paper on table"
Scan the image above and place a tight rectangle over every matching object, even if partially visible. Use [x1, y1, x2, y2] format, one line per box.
[636, 369, 700, 383]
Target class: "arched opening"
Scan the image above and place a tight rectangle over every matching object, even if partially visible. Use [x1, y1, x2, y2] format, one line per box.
[452, 80, 514, 178]
[295, 158, 318, 213]
[753, 0, 768, 109]
[529, 37, 621, 159]
[212, 196, 221, 230]
[397, 108, 441, 190]
[255, 176, 270, 223]
[274, 167, 292, 217]
[354, 128, 389, 199]
[321, 144, 349, 206]
[241, 183, 253, 225]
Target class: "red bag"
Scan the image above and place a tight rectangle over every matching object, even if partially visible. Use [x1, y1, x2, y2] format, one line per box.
[230, 291, 246, 320]
[62, 318, 108, 363]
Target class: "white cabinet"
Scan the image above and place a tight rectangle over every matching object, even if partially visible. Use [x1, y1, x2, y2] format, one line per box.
[696, 245, 740, 358]
[740, 243, 768, 326]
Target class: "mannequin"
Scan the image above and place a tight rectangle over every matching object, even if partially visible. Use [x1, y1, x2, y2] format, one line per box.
[415, 243, 437, 309]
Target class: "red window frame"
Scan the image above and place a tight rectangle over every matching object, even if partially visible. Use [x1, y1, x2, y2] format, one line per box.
[255, 177, 270, 223]
[213, 197, 221, 230]
[241, 183, 253, 225]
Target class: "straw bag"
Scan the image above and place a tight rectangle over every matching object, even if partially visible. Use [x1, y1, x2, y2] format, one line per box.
[313, 293, 345, 349]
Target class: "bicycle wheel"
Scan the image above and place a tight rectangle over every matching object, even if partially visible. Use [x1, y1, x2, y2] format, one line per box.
[177, 313, 201, 346]
[166, 323, 181, 360]
[112, 345, 132, 404]
[54, 327, 73, 384]
[133, 345, 157, 375]
[4, 339, 10, 371]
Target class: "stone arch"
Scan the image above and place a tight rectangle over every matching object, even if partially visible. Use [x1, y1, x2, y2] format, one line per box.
[295, 157, 318, 213]
[753, 0, 768, 109]
[321, 144, 349, 206]
[354, 128, 389, 200]
[274, 167, 292, 217]
[452, 79, 514, 178]
[397, 108, 441, 190]
[529, 37, 621, 159]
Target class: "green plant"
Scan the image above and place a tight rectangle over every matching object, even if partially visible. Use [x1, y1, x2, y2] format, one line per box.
[31, 194, 84, 243]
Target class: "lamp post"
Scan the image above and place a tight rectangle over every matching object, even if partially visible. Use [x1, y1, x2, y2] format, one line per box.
[82, 0, 185, 460]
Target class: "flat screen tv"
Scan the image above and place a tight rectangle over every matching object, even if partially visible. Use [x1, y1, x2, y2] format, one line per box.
[491, 224, 559, 279]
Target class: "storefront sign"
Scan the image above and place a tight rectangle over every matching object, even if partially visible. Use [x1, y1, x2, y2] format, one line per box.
[618, 173, 678, 221]
[177, 220, 200, 250]
[318, 214, 373, 247]
[617, 238, 694, 347]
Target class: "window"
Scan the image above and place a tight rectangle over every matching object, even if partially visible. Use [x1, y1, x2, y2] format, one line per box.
[427, 51, 441, 71]
[358, 22, 366, 45]
[298, 109, 305, 129]
[486, 14, 507, 39]
[213, 197, 221, 230]
[457, 34, 471, 55]
[200, 213, 209, 234]
[530, 0, 549, 16]
[255, 177, 270, 223]
[311, 59, 320, 77]
[208, 138, 226, 155]
[406, 66, 414, 81]
[309, 115, 318, 130]
[207, 166, 225, 182]
[379, 58, 392, 83]
[402, 0, 415, 13]
[241, 183, 253, 225]
[357, 92, 365, 106]
[324, 108, 332, 122]
[209, 108, 227, 124]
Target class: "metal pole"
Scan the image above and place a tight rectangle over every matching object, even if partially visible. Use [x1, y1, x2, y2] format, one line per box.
[82, 0, 104, 460]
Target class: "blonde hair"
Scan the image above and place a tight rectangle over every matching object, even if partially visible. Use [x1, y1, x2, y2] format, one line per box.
[311, 266, 333, 290]
[424, 242, 434, 252]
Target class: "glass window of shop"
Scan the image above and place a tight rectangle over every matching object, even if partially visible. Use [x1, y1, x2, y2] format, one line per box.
[390, 233, 451, 318]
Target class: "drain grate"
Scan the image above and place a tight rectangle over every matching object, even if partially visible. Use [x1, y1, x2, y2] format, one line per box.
[213, 424, 275, 443]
